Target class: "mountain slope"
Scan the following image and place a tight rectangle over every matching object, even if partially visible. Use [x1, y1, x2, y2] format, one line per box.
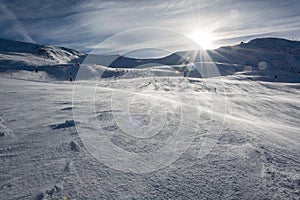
[208, 38, 300, 81]
[0, 38, 87, 80]
[0, 37, 300, 82]
[0, 75, 299, 199]
[0, 38, 85, 65]
[100, 38, 300, 82]
[0, 37, 299, 199]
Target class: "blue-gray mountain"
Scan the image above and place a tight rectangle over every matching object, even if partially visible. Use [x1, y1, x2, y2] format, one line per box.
[0, 37, 299, 82]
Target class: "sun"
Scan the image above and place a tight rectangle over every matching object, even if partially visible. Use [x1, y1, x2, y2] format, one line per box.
[187, 30, 215, 50]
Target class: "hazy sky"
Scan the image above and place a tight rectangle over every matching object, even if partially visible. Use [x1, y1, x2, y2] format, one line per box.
[1, 0, 300, 55]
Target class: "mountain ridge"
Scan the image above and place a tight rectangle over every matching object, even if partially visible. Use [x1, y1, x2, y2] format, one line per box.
[0, 37, 299, 82]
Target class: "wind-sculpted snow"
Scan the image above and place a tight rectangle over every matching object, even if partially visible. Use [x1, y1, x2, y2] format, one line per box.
[0, 36, 299, 199]
[50, 120, 76, 130]
[0, 76, 299, 199]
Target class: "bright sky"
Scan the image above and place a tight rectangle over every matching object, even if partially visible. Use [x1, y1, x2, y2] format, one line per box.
[1, 0, 300, 57]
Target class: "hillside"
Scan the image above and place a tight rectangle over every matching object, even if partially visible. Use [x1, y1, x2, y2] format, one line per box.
[208, 38, 300, 82]
[0, 37, 300, 82]
[0, 38, 85, 80]
[0, 37, 299, 199]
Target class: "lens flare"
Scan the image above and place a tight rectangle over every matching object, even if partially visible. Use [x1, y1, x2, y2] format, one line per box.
[258, 61, 268, 70]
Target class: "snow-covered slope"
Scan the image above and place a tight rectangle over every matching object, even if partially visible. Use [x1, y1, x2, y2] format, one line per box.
[0, 38, 84, 65]
[92, 37, 300, 82]
[0, 38, 86, 81]
[0, 37, 300, 82]
[0, 76, 299, 199]
[0, 37, 299, 199]
[207, 38, 300, 82]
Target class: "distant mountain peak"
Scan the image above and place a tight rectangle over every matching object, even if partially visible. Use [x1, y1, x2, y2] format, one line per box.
[239, 37, 300, 50]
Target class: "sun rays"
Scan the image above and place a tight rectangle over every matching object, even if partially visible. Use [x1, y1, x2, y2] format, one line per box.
[187, 30, 216, 50]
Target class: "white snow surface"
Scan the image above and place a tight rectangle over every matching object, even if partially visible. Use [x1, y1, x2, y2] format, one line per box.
[0, 75, 299, 199]
[0, 37, 300, 199]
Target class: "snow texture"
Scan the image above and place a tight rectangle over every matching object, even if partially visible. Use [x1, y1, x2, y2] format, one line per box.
[0, 38, 299, 199]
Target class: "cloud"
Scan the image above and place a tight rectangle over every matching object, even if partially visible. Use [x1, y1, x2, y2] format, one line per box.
[0, 2, 34, 43]
[0, 0, 300, 54]
[89, 27, 201, 56]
